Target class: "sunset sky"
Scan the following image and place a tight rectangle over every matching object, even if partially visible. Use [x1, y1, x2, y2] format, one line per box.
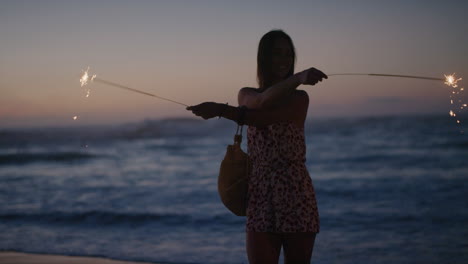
[1, 0, 467, 128]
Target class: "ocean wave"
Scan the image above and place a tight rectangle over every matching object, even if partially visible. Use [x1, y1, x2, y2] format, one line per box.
[316, 152, 467, 170]
[0, 118, 235, 146]
[0, 152, 97, 166]
[434, 141, 468, 150]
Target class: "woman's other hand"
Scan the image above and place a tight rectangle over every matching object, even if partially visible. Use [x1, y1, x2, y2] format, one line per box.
[186, 102, 223, 120]
[297, 68, 328, 85]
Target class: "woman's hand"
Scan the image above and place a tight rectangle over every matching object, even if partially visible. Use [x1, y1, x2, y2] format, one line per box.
[297, 67, 328, 85]
[186, 102, 224, 120]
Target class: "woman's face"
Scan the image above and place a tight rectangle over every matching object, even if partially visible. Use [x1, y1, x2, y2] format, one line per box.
[270, 38, 294, 80]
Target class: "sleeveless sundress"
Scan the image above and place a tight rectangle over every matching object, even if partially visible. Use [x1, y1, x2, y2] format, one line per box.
[246, 122, 320, 233]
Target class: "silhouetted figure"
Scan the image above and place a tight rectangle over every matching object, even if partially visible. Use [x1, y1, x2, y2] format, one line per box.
[187, 29, 327, 264]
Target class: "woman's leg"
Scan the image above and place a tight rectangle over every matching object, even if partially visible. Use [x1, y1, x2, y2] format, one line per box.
[282, 232, 316, 264]
[246, 231, 282, 264]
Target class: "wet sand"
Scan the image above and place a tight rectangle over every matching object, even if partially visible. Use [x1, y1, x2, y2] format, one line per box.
[0, 251, 158, 264]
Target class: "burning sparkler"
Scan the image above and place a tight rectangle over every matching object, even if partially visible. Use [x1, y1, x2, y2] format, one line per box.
[328, 72, 463, 87]
[329, 73, 465, 133]
[79, 67, 188, 107]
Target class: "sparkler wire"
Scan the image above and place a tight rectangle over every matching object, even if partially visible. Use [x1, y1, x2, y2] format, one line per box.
[328, 73, 444, 81]
[93, 78, 189, 107]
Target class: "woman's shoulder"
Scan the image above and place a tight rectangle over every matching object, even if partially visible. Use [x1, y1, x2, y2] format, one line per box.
[238, 87, 262, 107]
[239, 87, 260, 94]
[293, 89, 308, 97]
[291, 89, 309, 103]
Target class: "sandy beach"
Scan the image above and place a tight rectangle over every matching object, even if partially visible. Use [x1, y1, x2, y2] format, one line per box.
[0, 252, 158, 264]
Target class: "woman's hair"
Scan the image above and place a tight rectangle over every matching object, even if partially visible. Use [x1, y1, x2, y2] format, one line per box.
[257, 29, 296, 89]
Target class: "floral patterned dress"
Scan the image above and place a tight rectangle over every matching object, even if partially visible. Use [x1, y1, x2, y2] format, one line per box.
[246, 122, 319, 233]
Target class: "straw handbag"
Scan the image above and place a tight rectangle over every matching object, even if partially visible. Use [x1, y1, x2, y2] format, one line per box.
[218, 125, 250, 216]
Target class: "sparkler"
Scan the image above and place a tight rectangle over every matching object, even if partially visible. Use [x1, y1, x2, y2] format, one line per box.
[79, 67, 188, 107]
[329, 72, 465, 133]
[328, 73, 445, 82]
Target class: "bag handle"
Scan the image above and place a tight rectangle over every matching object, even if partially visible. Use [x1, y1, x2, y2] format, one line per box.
[234, 106, 247, 146]
[234, 124, 243, 145]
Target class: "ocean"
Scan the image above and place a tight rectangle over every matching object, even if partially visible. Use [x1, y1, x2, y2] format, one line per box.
[1, 115, 467, 264]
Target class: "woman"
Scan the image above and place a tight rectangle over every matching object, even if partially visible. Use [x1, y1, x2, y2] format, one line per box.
[187, 30, 327, 264]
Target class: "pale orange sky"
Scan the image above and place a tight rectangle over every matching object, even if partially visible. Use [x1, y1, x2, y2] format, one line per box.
[1, 1, 467, 128]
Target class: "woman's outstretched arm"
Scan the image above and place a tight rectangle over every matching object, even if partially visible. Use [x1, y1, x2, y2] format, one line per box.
[188, 90, 309, 129]
[239, 68, 327, 109]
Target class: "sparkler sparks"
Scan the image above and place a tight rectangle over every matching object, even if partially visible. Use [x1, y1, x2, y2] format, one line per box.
[78, 67, 188, 107]
[80, 67, 96, 97]
[444, 73, 465, 133]
[444, 73, 462, 88]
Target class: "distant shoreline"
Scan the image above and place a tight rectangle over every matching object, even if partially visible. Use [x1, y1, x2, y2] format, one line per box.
[1, 112, 461, 131]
